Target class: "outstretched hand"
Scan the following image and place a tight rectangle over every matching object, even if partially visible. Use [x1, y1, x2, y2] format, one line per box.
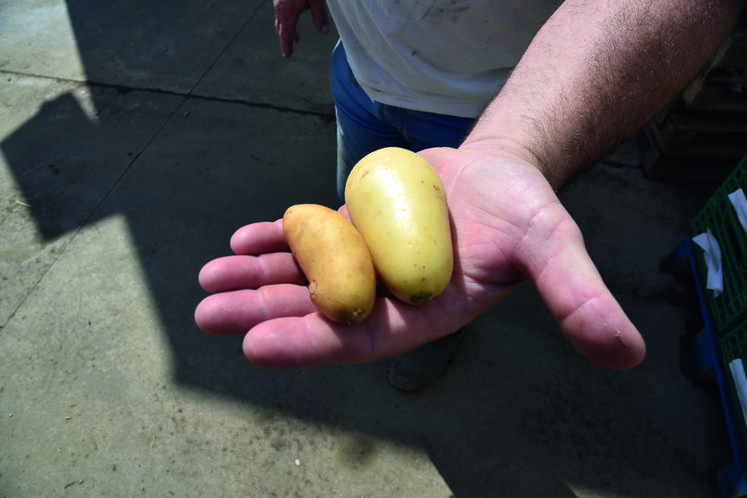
[194, 146, 645, 370]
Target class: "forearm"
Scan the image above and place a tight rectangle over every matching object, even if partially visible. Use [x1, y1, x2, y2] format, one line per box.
[463, 0, 742, 190]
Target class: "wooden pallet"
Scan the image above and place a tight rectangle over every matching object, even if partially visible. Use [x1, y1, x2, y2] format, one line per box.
[642, 111, 747, 180]
[682, 9, 747, 112]
[641, 10, 747, 180]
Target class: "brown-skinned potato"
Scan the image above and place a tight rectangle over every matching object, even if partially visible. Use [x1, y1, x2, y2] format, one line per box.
[283, 204, 376, 324]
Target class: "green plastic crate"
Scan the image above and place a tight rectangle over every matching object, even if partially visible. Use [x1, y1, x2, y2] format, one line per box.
[691, 155, 747, 336]
[718, 322, 747, 474]
[722, 323, 747, 364]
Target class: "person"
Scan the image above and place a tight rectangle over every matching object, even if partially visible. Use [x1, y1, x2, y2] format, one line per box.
[287, 2, 571, 392]
[195, 0, 742, 385]
[310, 0, 553, 391]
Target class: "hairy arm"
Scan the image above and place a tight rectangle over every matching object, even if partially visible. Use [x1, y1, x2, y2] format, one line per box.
[464, 0, 743, 189]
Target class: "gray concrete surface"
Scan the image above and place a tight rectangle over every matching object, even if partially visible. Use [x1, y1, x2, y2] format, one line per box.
[0, 0, 738, 496]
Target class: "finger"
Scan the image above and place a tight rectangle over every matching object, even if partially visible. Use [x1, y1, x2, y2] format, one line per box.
[308, 0, 330, 34]
[275, 14, 300, 58]
[230, 220, 287, 255]
[244, 314, 383, 367]
[194, 284, 316, 335]
[243, 287, 468, 368]
[198, 253, 305, 293]
[524, 206, 646, 369]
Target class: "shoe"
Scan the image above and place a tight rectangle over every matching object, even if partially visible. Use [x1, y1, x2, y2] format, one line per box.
[388, 328, 465, 392]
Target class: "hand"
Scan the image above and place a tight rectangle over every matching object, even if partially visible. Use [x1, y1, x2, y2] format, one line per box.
[195, 146, 646, 370]
[273, 0, 330, 58]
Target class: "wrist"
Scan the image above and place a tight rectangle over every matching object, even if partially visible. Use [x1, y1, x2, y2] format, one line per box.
[460, 133, 564, 193]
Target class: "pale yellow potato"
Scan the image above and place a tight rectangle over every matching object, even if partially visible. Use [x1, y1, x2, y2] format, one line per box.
[344, 147, 453, 305]
[283, 204, 376, 324]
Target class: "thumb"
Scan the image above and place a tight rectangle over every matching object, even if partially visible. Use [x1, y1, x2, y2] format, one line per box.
[524, 205, 646, 369]
[309, 0, 330, 34]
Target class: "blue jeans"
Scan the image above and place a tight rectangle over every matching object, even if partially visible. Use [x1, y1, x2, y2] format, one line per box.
[330, 42, 475, 201]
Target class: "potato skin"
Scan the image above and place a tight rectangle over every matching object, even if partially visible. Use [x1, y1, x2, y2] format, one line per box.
[282, 204, 376, 324]
[344, 147, 453, 305]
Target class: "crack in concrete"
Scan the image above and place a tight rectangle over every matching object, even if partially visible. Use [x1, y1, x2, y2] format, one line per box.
[0, 69, 335, 120]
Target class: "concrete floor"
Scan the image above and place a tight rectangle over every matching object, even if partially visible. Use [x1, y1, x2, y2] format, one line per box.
[0, 0, 739, 496]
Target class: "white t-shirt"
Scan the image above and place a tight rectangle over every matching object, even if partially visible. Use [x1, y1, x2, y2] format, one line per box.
[326, 0, 560, 118]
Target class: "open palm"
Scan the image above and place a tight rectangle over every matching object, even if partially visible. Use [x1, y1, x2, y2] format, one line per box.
[195, 146, 645, 370]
